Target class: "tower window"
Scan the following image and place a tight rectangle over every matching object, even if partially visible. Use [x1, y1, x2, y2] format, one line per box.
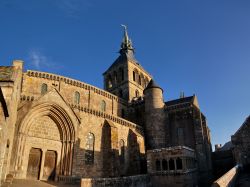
[133, 71, 136, 81]
[138, 75, 141, 85]
[74, 91, 80, 105]
[41, 83, 48, 95]
[119, 89, 123, 98]
[121, 109, 125, 118]
[119, 139, 125, 164]
[100, 100, 106, 112]
[113, 71, 117, 85]
[107, 75, 112, 88]
[119, 67, 124, 81]
[85, 132, 95, 165]
[135, 90, 139, 97]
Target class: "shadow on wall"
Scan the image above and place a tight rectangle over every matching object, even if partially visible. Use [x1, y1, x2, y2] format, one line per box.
[54, 120, 147, 181]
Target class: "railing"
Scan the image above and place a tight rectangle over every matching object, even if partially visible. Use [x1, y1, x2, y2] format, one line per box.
[212, 164, 241, 187]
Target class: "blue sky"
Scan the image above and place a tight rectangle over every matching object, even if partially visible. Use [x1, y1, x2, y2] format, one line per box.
[0, 0, 250, 149]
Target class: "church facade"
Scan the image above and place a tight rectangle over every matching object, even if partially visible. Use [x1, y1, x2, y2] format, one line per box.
[0, 28, 212, 186]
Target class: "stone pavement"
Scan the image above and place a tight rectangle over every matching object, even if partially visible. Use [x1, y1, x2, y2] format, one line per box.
[1, 179, 80, 187]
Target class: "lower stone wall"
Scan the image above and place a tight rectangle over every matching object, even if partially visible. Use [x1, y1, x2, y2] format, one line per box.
[150, 172, 198, 187]
[81, 175, 150, 187]
[212, 165, 240, 187]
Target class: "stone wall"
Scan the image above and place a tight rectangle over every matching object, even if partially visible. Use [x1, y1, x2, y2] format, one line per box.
[0, 60, 23, 184]
[7, 66, 145, 180]
[211, 165, 240, 187]
[231, 116, 250, 167]
[81, 175, 150, 187]
[150, 172, 197, 187]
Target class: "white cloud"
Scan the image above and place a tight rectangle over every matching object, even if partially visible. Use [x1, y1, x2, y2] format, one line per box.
[28, 49, 61, 70]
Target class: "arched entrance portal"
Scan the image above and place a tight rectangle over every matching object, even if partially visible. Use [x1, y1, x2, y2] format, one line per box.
[15, 103, 76, 180]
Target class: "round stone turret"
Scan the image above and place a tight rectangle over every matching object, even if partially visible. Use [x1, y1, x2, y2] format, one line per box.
[144, 79, 166, 149]
[144, 79, 164, 111]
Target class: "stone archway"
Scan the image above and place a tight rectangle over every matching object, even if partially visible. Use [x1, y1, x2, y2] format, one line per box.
[14, 102, 76, 180]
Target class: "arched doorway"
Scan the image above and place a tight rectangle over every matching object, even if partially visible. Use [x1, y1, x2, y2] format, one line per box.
[15, 103, 76, 180]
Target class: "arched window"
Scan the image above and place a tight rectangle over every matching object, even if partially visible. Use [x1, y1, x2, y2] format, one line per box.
[85, 132, 95, 165]
[113, 71, 117, 85]
[133, 71, 136, 81]
[135, 90, 139, 97]
[169, 158, 175, 170]
[119, 67, 124, 81]
[138, 75, 141, 85]
[107, 74, 112, 88]
[176, 157, 183, 170]
[121, 109, 125, 118]
[162, 159, 168, 170]
[100, 100, 106, 112]
[41, 83, 47, 95]
[74, 91, 80, 105]
[156, 159, 161, 171]
[118, 89, 123, 98]
[119, 139, 125, 164]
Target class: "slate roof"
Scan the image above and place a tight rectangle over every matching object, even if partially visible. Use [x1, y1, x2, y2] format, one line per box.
[144, 79, 163, 92]
[165, 96, 194, 107]
[0, 66, 14, 81]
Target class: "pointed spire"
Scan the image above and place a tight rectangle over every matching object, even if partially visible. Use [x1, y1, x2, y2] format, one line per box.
[120, 24, 134, 53]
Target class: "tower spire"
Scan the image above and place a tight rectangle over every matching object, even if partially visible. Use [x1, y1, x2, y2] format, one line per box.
[120, 24, 134, 53]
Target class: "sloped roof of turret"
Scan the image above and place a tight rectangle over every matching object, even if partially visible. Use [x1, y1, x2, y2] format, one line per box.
[144, 79, 163, 92]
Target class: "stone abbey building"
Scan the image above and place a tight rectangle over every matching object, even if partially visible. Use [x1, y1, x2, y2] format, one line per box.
[0, 28, 212, 186]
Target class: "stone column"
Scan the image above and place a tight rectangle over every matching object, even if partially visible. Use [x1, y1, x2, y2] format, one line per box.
[68, 141, 74, 175]
[39, 149, 46, 180]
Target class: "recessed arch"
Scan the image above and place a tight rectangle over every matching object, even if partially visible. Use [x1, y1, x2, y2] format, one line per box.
[17, 102, 77, 177]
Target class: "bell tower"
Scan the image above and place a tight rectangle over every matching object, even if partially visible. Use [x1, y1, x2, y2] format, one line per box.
[103, 25, 152, 102]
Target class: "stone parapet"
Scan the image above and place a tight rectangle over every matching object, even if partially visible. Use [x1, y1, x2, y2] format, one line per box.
[26, 70, 127, 104]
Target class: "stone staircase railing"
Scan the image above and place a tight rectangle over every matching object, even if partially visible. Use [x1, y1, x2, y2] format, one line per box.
[212, 165, 241, 187]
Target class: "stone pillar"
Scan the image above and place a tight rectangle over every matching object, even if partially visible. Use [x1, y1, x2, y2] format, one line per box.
[68, 141, 74, 175]
[183, 157, 187, 171]
[39, 149, 46, 180]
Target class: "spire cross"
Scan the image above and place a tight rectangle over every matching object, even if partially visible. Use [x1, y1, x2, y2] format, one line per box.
[121, 24, 129, 43]
[120, 24, 134, 53]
